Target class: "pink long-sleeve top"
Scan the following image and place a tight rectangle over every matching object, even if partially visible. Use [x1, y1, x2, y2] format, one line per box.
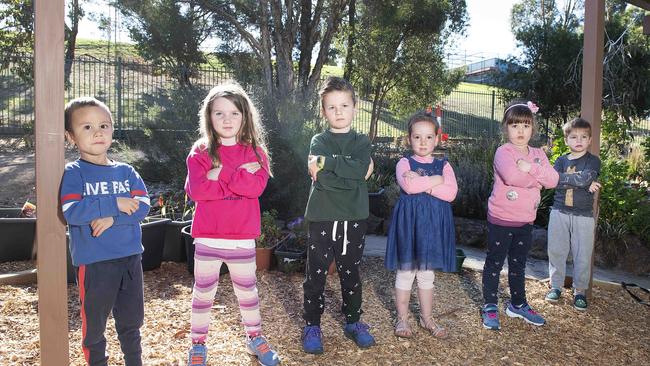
[185, 142, 269, 239]
[395, 156, 458, 202]
[488, 143, 559, 226]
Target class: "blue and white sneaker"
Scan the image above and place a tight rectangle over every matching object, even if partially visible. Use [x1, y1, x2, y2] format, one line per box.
[343, 321, 376, 348]
[545, 288, 561, 303]
[188, 343, 207, 366]
[247, 335, 280, 366]
[302, 325, 324, 354]
[505, 302, 546, 326]
[481, 303, 500, 330]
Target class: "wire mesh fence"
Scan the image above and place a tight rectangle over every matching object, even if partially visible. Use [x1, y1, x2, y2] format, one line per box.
[3, 55, 648, 141]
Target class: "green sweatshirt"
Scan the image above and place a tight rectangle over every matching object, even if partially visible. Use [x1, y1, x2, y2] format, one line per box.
[305, 129, 371, 222]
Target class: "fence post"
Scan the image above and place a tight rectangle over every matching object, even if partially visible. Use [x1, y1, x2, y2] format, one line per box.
[115, 57, 123, 138]
[490, 90, 496, 121]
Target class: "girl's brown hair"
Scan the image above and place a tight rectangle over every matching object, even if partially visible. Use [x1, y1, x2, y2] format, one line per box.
[196, 81, 272, 176]
[500, 99, 538, 139]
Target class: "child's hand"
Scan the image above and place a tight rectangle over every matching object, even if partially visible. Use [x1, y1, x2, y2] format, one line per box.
[516, 158, 532, 173]
[402, 170, 419, 180]
[117, 197, 139, 215]
[206, 166, 222, 180]
[365, 158, 374, 180]
[588, 181, 602, 193]
[90, 217, 114, 237]
[430, 175, 444, 186]
[307, 155, 320, 181]
[239, 162, 261, 174]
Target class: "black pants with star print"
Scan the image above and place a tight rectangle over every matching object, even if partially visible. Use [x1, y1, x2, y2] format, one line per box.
[482, 222, 533, 306]
[303, 219, 367, 326]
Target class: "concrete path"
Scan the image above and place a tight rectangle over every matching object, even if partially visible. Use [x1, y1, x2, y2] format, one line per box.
[364, 234, 650, 289]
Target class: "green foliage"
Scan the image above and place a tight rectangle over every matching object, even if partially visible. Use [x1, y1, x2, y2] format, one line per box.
[116, 0, 210, 86]
[257, 209, 283, 248]
[0, 0, 34, 83]
[347, 0, 468, 139]
[131, 86, 205, 189]
[498, 0, 583, 128]
[446, 139, 499, 219]
[598, 156, 650, 250]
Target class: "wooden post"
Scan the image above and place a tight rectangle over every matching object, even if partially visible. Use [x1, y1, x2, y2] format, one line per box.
[35, 0, 69, 363]
[580, 0, 605, 300]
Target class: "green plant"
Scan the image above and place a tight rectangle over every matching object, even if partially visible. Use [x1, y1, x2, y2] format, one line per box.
[153, 192, 194, 221]
[257, 209, 283, 248]
[447, 138, 498, 219]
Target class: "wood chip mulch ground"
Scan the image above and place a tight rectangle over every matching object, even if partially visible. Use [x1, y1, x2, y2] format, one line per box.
[1, 257, 649, 365]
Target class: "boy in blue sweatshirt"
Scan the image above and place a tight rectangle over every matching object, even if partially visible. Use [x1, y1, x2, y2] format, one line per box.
[61, 97, 150, 366]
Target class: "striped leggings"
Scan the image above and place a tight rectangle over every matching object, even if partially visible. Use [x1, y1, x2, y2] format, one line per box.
[190, 243, 262, 343]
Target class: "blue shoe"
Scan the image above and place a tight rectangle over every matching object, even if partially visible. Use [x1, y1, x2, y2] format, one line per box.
[343, 321, 376, 348]
[481, 303, 500, 330]
[545, 288, 561, 303]
[247, 336, 280, 366]
[505, 302, 546, 326]
[573, 294, 588, 311]
[188, 343, 207, 366]
[302, 325, 324, 354]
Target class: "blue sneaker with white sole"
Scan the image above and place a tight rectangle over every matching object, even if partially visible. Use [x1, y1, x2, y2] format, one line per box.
[481, 303, 500, 330]
[247, 335, 280, 366]
[505, 302, 545, 326]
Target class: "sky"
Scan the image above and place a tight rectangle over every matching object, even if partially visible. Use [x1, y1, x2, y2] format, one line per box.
[78, 0, 524, 67]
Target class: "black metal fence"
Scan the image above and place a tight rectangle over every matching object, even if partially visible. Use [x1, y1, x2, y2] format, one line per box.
[5, 56, 645, 140]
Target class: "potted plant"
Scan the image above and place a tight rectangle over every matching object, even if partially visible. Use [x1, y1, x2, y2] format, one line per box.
[0, 205, 36, 263]
[256, 209, 289, 271]
[274, 217, 307, 273]
[181, 224, 229, 276]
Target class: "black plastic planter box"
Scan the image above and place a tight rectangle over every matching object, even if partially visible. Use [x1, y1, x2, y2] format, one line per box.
[141, 218, 171, 271]
[162, 219, 192, 262]
[0, 208, 36, 263]
[274, 240, 306, 273]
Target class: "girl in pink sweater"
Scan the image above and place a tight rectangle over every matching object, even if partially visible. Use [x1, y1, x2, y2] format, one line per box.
[184, 82, 279, 366]
[385, 111, 458, 339]
[480, 100, 559, 331]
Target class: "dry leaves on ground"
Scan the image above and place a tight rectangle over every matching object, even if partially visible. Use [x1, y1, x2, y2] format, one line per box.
[1, 258, 649, 365]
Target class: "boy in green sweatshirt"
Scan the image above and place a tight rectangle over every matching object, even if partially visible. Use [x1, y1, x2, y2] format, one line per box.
[302, 77, 375, 354]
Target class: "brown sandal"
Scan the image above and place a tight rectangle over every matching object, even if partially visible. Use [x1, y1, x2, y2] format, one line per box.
[419, 316, 448, 339]
[394, 316, 413, 338]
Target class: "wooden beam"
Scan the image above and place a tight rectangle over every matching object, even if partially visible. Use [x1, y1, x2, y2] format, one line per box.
[34, 0, 69, 364]
[581, 0, 605, 299]
[644, 15, 650, 35]
[626, 0, 650, 11]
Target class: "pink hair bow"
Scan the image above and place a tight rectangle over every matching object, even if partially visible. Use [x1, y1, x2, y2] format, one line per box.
[527, 101, 539, 114]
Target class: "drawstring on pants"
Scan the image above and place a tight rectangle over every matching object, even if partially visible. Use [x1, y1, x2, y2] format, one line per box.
[332, 221, 349, 255]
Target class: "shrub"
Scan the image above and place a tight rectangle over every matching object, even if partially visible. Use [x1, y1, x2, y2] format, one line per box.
[446, 138, 498, 219]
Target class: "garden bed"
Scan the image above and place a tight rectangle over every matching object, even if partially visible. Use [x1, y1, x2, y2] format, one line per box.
[1, 257, 649, 365]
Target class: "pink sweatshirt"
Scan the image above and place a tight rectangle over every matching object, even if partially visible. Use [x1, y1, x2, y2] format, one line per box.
[395, 156, 458, 202]
[488, 143, 559, 225]
[185, 143, 269, 239]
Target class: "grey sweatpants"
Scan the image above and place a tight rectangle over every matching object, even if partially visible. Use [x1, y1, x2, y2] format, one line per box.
[547, 210, 595, 291]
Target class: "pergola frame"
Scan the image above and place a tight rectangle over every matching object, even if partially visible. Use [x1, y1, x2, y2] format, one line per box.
[33, 0, 650, 364]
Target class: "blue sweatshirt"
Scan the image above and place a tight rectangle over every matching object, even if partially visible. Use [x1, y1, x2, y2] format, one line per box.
[61, 159, 150, 265]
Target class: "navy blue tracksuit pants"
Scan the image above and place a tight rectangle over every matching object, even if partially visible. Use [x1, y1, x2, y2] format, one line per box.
[77, 254, 144, 366]
[482, 223, 533, 306]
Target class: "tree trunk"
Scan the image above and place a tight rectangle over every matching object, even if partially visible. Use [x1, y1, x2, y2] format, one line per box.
[343, 0, 356, 81]
[369, 85, 383, 141]
[64, 0, 81, 87]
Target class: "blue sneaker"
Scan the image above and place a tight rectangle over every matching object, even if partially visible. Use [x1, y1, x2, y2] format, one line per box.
[188, 343, 207, 366]
[343, 321, 376, 348]
[481, 303, 500, 330]
[302, 325, 324, 354]
[545, 288, 561, 303]
[505, 302, 546, 326]
[247, 336, 280, 366]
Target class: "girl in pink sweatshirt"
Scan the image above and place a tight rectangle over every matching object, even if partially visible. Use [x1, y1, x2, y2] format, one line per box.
[385, 110, 458, 339]
[480, 100, 559, 331]
[184, 82, 279, 366]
